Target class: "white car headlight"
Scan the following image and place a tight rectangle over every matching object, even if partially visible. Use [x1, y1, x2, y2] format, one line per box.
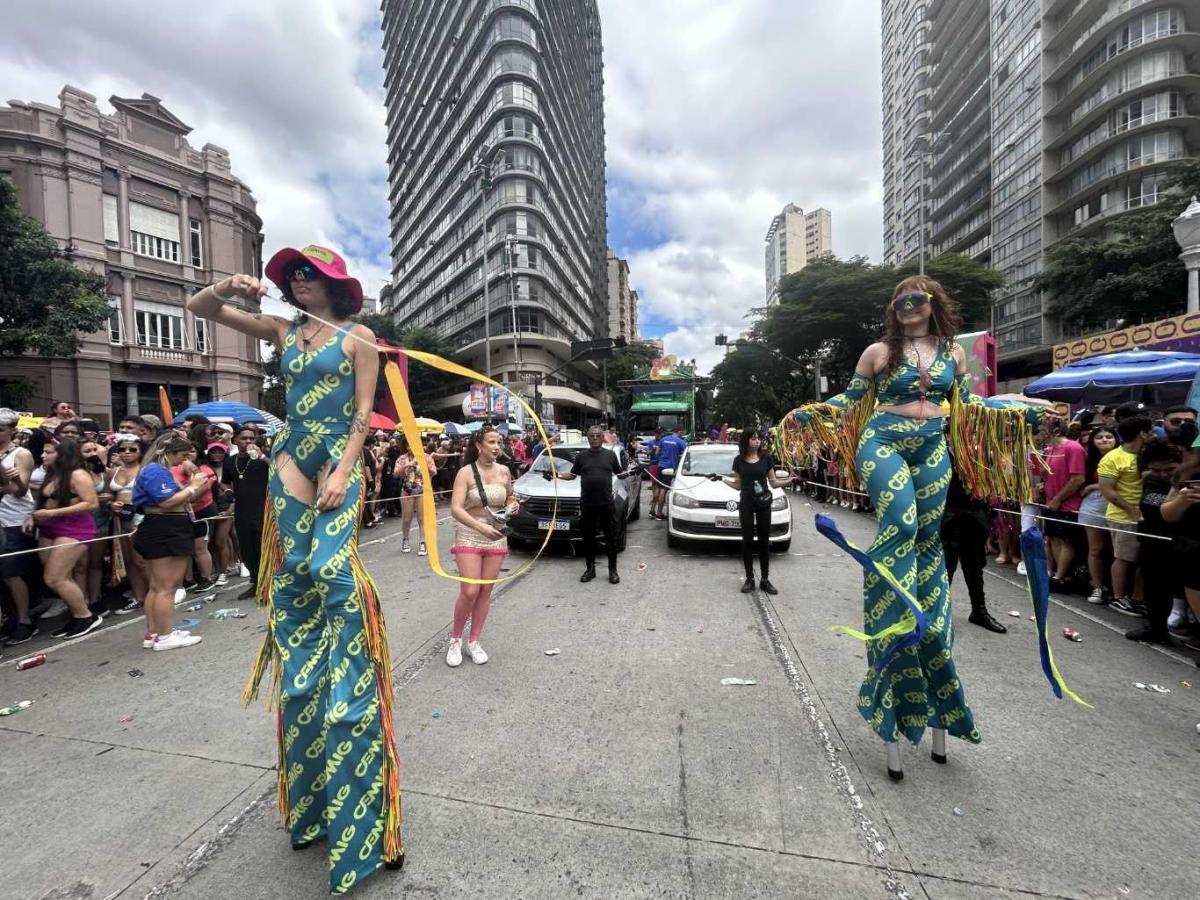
[771, 495, 788, 510]
[515, 490, 531, 502]
[673, 493, 699, 508]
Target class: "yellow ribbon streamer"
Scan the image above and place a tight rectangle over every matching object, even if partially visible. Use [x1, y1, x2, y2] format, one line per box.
[278, 306, 561, 587]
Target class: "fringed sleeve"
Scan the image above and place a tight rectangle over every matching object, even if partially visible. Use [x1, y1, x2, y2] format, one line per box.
[776, 372, 876, 492]
[948, 373, 1044, 503]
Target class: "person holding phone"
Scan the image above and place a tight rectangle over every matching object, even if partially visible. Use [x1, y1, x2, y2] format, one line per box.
[720, 429, 790, 595]
[1161, 445, 1200, 645]
[447, 427, 518, 667]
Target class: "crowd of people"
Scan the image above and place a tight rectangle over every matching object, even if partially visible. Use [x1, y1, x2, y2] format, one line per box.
[0, 403, 272, 652]
[789, 400, 1200, 652]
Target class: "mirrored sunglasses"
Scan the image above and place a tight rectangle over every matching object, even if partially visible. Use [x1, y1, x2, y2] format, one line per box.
[286, 262, 321, 282]
[893, 291, 932, 311]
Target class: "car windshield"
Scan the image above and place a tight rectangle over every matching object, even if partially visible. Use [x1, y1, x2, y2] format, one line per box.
[681, 446, 737, 477]
[530, 448, 581, 475]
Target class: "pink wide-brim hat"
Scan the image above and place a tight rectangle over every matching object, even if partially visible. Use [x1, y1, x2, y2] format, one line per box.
[265, 244, 363, 313]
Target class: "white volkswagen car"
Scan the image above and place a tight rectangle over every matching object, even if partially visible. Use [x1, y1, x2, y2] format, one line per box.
[665, 444, 792, 551]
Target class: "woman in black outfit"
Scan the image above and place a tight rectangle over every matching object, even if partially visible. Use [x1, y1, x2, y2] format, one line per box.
[723, 429, 791, 595]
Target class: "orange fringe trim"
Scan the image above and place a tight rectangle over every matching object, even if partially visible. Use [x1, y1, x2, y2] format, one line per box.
[948, 388, 1041, 503]
[776, 385, 877, 493]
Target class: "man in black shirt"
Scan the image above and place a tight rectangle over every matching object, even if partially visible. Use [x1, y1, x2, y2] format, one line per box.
[222, 426, 270, 601]
[560, 426, 622, 584]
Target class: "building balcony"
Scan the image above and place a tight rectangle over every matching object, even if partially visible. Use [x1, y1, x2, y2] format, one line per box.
[1045, 0, 1163, 81]
[1048, 72, 1200, 143]
[1046, 150, 1193, 214]
[1046, 30, 1200, 116]
[1050, 113, 1200, 183]
[122, 345, 200, 368]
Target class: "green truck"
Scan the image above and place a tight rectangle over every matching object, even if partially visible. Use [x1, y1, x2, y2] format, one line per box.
[620, 366, 711, 465]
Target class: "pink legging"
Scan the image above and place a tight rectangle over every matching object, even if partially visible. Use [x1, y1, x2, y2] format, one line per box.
[451, 550, 505, 642]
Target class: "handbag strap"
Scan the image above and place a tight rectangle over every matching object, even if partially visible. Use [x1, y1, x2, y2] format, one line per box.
[470, 462, 495, 509]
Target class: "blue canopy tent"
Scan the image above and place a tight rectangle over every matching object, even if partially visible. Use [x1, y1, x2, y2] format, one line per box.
[442, 422, 470, 436]
[1023, 349, 1200, 405]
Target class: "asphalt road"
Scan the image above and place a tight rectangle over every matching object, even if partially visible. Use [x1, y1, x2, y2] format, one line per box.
[3, 485, 1198, 900]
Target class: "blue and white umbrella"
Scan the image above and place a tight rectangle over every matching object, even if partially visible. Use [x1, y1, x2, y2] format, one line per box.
[173, 400, 267, 426]
[442, 422, 470, 436]
[1023, 349, 1200, 404]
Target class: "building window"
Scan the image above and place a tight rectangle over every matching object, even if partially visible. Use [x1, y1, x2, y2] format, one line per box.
[130, 202, 181, 262]
[134, 300, 186, 350]
[103, 195, 119, 245]
[189, 219, 203, 267]
[515, 309, 540, 333]
[195, 318, 209, 354]
[107, 296, 124, 344]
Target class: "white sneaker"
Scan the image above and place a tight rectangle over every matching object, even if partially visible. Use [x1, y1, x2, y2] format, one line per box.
[216, 573, 228, 586]
[226, 562, 240, 576]
[466, 640, 488, 665]
[115, 598, 144, 616]
[1087, 589, 1107, 605]
[153, 629, 203, 652]
[418, 542, 427, 557]
[1016, 561, 1027, 576]
[446, 637, 463, 667]
[1167, 609, 1185, 630]
[174, 588, 187, 604]
[402, 539, 412, 553]
[239, 563, 250, 578]
[40, 598, 68, 619]
[143, 632, 156, 649]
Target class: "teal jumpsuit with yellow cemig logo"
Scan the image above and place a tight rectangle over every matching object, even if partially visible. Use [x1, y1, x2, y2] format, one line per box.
[244, 324, 402, 894]
[784, 341, 1042, 748]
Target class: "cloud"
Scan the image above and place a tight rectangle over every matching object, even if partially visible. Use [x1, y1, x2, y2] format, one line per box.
[3, 0, 885, 377]
[601, 0, 882, 371]
[1, 0, 392, 301]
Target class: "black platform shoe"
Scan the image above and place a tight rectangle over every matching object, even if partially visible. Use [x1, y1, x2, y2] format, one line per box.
[968, 607, 1007, 634]
[887, 767, 904, 782]
[580, 567, 596, 583]
[385, 853, 405, 871]
[609, 569, 620, 584]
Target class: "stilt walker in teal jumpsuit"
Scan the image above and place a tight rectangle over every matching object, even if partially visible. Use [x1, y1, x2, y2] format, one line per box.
[779, 276, 1044, 780]
[187, 245, 403, 894]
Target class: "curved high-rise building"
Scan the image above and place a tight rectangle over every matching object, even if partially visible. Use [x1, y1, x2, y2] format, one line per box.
[380, 0, 608, 425]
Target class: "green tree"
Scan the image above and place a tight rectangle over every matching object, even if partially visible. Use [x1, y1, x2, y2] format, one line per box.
[0, 176, 109, 357]
[352, 314, 463, 409]
[761, 254, 1002, 391]
[1034, 162, 1200, 328]
[710, 343, 810, 427]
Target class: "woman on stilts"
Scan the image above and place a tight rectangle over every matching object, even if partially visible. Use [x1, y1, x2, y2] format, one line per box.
[780, 275, 1044, 781]
[188, 244, 403, 894]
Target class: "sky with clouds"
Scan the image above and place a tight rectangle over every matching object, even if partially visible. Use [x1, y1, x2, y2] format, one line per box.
[2, 0, 882, 370]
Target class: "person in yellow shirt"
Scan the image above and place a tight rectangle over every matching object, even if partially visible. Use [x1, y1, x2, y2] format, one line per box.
[1098, 415, 1153, 614]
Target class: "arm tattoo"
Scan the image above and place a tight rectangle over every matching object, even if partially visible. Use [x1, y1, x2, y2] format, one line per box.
[350, 412, 369, 435]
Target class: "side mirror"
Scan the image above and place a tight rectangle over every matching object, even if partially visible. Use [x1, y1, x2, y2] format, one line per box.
[661, 468, 675, 477]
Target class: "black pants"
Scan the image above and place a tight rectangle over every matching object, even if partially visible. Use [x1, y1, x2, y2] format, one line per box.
[235, 515, 263, 589]
[1140, 542, 1179, 638]
[942, 512, 987, 610]
[580, 502, 617, 570]
[739, 501, 771, 579]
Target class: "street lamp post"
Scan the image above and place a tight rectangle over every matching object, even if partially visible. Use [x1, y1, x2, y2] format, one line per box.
[505, 235, 521, 374]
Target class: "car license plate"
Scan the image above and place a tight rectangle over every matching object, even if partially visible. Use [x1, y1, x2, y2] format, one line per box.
[538, 519, 570, 530]
[715, 516, 740, 529]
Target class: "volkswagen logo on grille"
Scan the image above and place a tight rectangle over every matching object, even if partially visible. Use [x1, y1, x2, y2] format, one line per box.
[725, 500, 739, 512]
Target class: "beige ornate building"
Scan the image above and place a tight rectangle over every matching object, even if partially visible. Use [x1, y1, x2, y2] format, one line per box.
[0, 86, 264, 426]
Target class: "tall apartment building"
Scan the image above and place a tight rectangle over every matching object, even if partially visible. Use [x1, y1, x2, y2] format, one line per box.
[884, 0, 1200, 384]
[882, 0, 933, 266]
[606, 248, 638, 341]
[763, 204, 833, 303]
[0, 87, 265, 426]
[927, 1, 992, 270]
[380, 0, 609, 425]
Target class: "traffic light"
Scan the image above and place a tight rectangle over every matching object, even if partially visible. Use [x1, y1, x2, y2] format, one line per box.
[481, 168, 494, 192]
[714, 334, 727, 346]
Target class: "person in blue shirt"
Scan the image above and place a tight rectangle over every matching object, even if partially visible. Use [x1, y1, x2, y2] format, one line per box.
[651, 425, 688, 519]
